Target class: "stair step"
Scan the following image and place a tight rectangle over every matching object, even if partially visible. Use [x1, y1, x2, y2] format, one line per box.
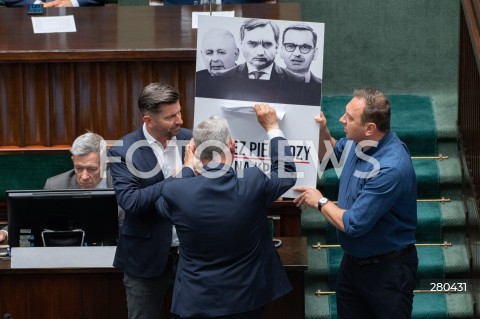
[305, 291, 474, 319]
[304, 244, 470, 287]
[302, 200, 466, 241]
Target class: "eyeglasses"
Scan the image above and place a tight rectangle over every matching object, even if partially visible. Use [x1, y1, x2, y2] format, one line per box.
[283, 43, 313, 54]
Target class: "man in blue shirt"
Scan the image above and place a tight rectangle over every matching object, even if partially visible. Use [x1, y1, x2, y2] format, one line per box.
[294, 88, 418, 318]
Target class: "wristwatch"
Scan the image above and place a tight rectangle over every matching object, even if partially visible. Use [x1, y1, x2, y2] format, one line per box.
[317, 197, 329, 210]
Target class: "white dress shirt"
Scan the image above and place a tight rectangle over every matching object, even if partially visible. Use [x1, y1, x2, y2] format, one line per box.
[143, 124, 182, 247]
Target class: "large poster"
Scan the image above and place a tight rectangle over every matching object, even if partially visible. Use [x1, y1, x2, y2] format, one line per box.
[194, 15, 325, 198]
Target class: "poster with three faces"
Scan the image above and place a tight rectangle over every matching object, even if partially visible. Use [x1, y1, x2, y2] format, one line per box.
[194, 15, 325, 198]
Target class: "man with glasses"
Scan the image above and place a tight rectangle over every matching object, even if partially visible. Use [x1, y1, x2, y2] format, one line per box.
[280, 23, 322, 106]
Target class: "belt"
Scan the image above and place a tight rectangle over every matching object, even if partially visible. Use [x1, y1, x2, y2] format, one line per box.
[348, 244, 414, 266]
[169, 246, 179, 255]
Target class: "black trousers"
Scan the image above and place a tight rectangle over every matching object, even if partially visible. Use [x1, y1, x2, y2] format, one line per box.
[336, 245, 418, 319]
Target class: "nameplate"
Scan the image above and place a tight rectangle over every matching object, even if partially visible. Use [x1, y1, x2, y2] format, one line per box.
[11, 246, 116, 269]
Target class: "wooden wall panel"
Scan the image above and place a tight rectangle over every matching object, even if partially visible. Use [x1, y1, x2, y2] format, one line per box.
[0, 60, 196, 148]
[23, 64, 50, 146]
[0, 64, 23, 146]
[49, 63, 76, 146]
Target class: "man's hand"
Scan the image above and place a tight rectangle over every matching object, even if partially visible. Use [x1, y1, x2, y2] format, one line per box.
[293, 186, 323, 209]
[315, 111, 327, 127]
[183, 139, 196, 173]
[43, 0, 74, 7]
[0, 230, 7, 243]
[254, 103, 279, 132]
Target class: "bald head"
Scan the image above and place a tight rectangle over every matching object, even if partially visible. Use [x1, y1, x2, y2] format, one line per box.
[201, 28, 239, 75]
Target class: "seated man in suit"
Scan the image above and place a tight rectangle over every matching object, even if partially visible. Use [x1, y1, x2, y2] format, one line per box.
[156, 104, 297, 319]
[5, 0, 103, 7]
[0, 132, 123, 243]
[44, 132, 124, 228]
[201, 18, 307, 105]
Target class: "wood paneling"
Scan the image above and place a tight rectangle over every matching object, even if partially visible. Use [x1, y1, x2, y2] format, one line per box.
[0, 4, 300, 147]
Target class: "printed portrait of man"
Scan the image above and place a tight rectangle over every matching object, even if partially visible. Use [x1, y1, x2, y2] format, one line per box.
[195, 28, 240, 97]
[280, 23, 322, 106]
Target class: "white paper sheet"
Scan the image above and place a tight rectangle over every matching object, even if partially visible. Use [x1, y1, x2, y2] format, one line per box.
[32, 15, 77, 34]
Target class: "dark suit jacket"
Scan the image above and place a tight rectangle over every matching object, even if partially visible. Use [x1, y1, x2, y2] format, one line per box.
[300, 71, 322, 106]
[108, 127, 193, 278]
[156, 136, 296, 317]
[196, 62, 313, 105]
[43, 168, 125, 229]
[5, 0, 103, 6]
[164, 0, 261, 5]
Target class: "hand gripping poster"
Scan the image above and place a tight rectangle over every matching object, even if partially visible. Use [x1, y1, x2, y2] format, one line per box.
[194, 15, 324, 198]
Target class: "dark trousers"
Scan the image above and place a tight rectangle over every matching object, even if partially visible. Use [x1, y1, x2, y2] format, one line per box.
[336, 245, 418, 319]
[173, 307, 264, 319]
[123, 251, 178, 319]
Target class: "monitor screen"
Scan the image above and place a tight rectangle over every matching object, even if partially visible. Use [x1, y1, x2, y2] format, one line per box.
[7, 189, 119, 247]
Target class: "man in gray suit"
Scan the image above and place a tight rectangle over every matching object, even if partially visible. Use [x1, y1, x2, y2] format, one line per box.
[1, 132, 123, 242]
[44, 132, 124, 228]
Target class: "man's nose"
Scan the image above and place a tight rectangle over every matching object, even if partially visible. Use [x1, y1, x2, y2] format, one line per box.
[293, 46, 302, 54]
[80, 170, 90, 180]
[175, 113, 183, 125]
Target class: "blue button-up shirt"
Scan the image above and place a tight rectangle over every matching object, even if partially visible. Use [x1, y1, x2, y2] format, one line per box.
[332, 131, 417, 258]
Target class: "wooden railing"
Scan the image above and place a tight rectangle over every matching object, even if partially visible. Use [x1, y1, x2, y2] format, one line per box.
[459, 0, 480, 317]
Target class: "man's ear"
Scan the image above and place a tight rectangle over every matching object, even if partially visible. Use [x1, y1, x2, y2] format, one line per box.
[229, 138, 235, 154]
[234, 47, 240, 60]
[143, 114, 152, 127]
[365, 123, 377, 136]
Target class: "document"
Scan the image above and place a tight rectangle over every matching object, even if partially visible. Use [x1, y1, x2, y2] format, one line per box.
[32, 15, 77, 34]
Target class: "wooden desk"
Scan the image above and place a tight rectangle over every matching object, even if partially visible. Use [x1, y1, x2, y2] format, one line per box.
[268, 199, 303, 237]
[0, 4, 301, 147]
[0, 237, 307, 319]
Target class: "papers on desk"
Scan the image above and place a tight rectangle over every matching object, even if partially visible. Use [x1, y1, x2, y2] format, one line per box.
[32, 15, 77, 34]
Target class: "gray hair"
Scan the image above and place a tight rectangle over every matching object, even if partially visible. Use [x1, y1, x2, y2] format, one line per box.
[138, 82, 180, 116]
[193, 116, 232, 162]
[70, 132, 107, 176]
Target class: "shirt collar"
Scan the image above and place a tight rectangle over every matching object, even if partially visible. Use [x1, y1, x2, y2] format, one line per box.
[246, 62, 275, 78]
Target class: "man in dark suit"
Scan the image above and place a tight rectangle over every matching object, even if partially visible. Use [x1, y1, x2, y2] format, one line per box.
[280, 22, 323, 106]
[200, 18, 307, 104]
[156, 104, 297, 319]
[108, 83, 194, 319]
